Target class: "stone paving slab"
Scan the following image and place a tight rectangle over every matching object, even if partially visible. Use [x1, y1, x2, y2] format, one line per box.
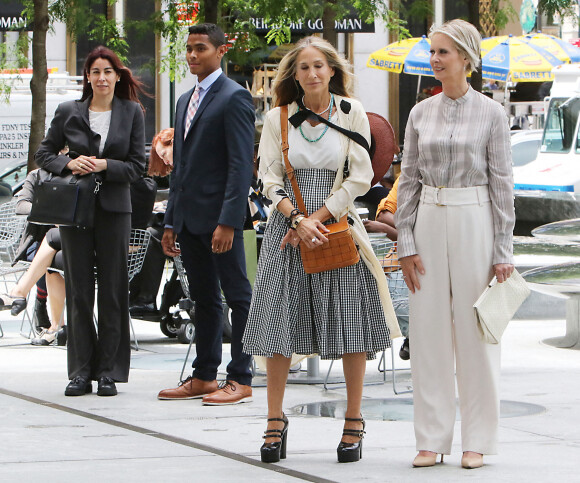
[1, 315, 580, 482]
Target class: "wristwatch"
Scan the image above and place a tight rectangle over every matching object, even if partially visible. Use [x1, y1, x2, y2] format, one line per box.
[290, 215, 305, 230]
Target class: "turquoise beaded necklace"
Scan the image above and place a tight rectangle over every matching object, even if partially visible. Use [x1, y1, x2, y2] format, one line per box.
[298, 94, 334, 143]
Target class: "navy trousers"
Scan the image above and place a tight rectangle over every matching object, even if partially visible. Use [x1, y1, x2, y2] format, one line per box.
[177, 227, 253, 386]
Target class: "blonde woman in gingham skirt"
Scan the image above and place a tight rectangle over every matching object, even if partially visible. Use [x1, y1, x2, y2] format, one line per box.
[242, 36, 399, 465]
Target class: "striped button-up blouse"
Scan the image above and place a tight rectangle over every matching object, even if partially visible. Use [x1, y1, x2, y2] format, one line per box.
[395, 86, 515, 264]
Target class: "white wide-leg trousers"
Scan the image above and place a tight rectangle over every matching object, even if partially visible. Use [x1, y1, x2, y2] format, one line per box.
[409, 185, 501, 455]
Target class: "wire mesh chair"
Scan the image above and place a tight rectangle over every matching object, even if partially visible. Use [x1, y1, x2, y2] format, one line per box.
[126, 228, 152, 350]
[371, 237, 412, 395]
[0, 200, 26, 264]
[0, 200, 31, 337]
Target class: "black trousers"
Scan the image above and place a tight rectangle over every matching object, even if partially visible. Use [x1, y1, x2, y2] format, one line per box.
[60, 203, 131, 382]
[178, 227, 252, 386]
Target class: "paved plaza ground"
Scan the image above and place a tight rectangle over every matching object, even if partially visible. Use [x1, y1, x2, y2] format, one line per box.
[1, 306, 580, 482]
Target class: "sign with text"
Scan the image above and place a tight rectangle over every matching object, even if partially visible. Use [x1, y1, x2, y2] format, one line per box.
[251, 15, 374, 34]
[0, 1, 29, 31]
[0, 121, 30, 161]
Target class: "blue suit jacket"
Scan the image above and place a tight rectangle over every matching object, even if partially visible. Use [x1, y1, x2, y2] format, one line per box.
[165, 73, 255, 234]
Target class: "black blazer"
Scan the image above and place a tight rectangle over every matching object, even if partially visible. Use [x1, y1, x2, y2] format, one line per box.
[164, 73, 255, 234]
[35, 96, 146, 213]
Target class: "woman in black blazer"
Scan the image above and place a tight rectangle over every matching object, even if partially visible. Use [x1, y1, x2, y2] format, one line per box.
[35, 46, 146, 397]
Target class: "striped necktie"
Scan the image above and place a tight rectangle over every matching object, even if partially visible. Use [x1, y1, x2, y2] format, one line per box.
[184, 86, 200, 139]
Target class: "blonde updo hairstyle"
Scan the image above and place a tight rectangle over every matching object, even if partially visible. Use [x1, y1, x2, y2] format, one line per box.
[429, 19, 481, 74]
[273, 36, 354, 107]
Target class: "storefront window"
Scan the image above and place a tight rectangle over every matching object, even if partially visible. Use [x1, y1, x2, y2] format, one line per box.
[74, 0, 156, 141]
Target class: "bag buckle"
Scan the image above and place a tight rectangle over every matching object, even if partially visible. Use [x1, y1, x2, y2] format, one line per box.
[434, 186, 445, 206]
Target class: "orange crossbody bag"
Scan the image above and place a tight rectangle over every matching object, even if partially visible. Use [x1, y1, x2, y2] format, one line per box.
[280, 105, 360, 274]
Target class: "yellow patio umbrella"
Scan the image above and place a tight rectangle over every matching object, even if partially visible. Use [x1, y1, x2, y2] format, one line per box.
[367, 35, 433, 76]
[481, 35, 564, 82]
[367, 36, 433, 100]
[520, 32, 580, 63]
[480, 35, 510, 57]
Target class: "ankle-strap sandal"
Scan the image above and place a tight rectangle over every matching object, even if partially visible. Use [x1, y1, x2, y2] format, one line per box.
[260, 415, 289, 463]
[337, 417, 366, 463]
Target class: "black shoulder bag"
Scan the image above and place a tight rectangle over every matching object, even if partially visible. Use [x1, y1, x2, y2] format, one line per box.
[28, 163, 102, 228]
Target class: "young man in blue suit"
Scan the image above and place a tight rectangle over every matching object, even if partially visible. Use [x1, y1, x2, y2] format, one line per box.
[158, 23, 255, 405]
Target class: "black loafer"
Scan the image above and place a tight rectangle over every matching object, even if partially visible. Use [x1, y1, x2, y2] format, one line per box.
[65, 376, 92, 396]
[97, 377, 118, 396]
[399, 337, 410, 361]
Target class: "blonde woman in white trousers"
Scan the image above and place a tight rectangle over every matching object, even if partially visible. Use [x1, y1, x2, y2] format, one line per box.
[396, 19, 515, 470]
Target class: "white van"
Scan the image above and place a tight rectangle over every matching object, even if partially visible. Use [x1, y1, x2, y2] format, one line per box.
[513, 64, 580, 228]
[0, 71, 81, 179]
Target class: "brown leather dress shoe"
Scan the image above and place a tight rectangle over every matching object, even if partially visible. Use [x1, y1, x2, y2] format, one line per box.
[157, 377, 218, 400]
[202, 380, 253, 406]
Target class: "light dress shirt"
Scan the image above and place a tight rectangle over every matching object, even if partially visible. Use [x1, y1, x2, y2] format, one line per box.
[193, 67, 223, 106]
[395, 86, 515, 264]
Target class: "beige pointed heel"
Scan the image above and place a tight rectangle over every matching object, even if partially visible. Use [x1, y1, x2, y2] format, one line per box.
[461, 451, 483, 469]
[412, 451, 444, 467]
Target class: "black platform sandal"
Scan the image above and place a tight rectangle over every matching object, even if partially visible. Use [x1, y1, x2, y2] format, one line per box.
[337, 417, 366, 463]
[260, 414, 289, 463]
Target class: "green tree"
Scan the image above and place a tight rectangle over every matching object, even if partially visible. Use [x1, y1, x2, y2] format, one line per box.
[538, 0, 578, 24]
[28, 0, 49, 172]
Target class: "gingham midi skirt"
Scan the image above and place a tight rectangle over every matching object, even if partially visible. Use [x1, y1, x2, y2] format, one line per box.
[242, 168, 390, 360]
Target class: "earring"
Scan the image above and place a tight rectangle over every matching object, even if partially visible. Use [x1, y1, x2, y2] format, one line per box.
[117, 79, 120, 83]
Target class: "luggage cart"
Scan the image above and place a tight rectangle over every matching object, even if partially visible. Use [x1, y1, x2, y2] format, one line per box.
[371, 237, 413, 395]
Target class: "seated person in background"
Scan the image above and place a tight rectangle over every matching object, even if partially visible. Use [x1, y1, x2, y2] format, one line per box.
[355, 162, 395, 221]
[0, 172, 156, 344]
[0, 227, 66, 346]
[484, 80, 499, 90]
[363, 176, 399, 241]
[362, 177, 409, 360]
[130, 128, 173, 318]
[11, 168, 53, 330]
[355, 177, 392, 220]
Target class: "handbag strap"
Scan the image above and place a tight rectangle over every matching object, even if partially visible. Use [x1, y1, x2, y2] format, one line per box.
[288, 99, 370, 154]
[280, 105, 309, 217]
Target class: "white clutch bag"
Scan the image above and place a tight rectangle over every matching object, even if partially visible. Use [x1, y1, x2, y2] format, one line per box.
[473, 269, 531, 344]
